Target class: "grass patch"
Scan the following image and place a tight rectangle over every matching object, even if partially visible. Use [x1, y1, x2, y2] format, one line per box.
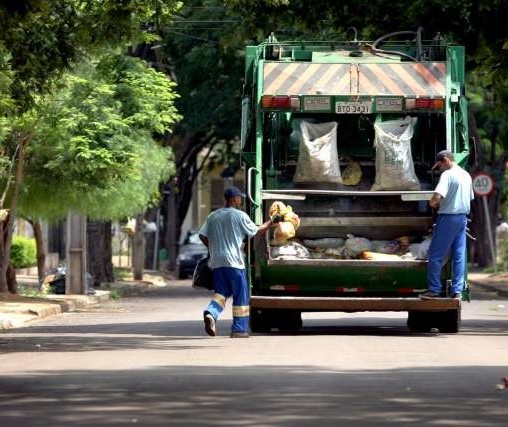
[114, 267, 132, 281]
[18, 285, 47, 298]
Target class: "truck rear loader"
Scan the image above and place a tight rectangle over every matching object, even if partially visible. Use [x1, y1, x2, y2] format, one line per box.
[240, 30, 470, 333]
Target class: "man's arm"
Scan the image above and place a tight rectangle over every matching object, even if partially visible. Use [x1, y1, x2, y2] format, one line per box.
[429, 193, 442, 208]
[255, 219, 274, 237]
[199, 234, 209, 247]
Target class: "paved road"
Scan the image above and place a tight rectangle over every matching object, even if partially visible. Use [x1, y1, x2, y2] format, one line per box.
[1, 281, 507, 426]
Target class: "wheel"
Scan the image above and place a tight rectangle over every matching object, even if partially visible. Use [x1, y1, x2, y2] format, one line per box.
[407, 311, 433, 333]
[250, 308, 272, 333]
[436, 309, 461, 333]
[177, 267, 186, 279]
[277, 310, 302, 333]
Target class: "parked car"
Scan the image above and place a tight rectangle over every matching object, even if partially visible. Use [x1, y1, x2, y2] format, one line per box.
[175, 230, 208, 279]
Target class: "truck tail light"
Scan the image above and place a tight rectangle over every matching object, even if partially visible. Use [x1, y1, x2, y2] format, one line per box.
[406, 97, 444, 110]
[261, 95, 300, 110]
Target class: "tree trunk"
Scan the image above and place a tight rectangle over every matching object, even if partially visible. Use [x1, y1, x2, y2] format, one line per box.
[87, 220, 114, 287]
[132, 214, 144, 280]
[0, 133, 29, 293]
[29, 219, 47, 283]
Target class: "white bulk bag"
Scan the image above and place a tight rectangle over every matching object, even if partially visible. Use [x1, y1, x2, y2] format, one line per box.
[371, 116, 420, 191]
[294, 121, 342, 183]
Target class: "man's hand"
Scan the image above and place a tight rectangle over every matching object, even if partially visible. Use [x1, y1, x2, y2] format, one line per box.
[270, 213, 283, 224]
[429, 193, 442, 208]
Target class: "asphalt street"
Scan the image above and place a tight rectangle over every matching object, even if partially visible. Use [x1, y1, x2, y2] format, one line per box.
[1, 280, 507, 426]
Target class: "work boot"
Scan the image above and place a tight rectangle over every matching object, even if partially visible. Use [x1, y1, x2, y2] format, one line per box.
[230, 331, 249, 338]
[204, 312, 216, 337]
[419, 290, 441, 299]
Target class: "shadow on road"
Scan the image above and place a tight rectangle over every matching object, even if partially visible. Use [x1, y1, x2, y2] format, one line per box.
[0, 365, 506, 426]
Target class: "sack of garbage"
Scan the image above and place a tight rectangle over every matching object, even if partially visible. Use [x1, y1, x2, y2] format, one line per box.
[271, 241, 310, 259]
[294, 121, 342, 183]
[371, 116, 420, 191]
[273, 221, 296, 245]
[342, 160, 362, 186]
[371, 240, 399, 254]
[269, 201, 300, 229]
[192, 256, 214, 290]
[344, 234, 373, 257]
[303, 237, 345, 249]
[269, 201, 300, 245]
[269, 201, 289, 218]
[409, 238, 432, 260]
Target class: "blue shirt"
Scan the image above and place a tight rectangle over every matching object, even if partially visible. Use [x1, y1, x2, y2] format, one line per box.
[435, 164, 474, 214]
[199, 207, 259, 269]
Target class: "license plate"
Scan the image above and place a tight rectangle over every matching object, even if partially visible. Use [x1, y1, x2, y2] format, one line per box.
[335, 101, 372, 114]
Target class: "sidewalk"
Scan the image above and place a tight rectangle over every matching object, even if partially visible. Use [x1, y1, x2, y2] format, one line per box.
[468, 271, 508, 298]
[1, 270, 506, 331]
[1, 274, 110, 330]
[0, 271, 172, 330]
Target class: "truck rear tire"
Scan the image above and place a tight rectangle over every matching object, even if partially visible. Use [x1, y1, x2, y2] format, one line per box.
[407, 309, 461, 333]
[250, 308, 272, 333]
[277, 310, 302, 333]
[407, 311, 432, 333]
[436, 309, 461, 333]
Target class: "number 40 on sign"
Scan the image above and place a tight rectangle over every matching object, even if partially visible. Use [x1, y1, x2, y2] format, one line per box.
[472, 172, 494, 196]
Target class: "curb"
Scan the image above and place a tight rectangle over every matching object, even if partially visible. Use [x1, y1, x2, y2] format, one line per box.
[469, 279, 508, 298]
[0, 290, 110, 330]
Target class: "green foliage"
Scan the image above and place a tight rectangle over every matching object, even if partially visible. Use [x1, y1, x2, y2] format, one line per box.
[163, 0, 243, 138]
[20, 53, 179, 220]
[0, 0, 182, 109]
[10, 235, 36, 268]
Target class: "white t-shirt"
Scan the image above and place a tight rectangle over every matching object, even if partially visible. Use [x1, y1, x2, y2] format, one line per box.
[435, 164, 474, 214]
[199, 207, 258, 269]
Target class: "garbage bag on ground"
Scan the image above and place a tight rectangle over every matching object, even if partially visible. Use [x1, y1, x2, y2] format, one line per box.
[371, 116, 420, 191]
[294, 121, 342, 183]
[192, 256, 214, 290]
[40, 266, 95, 295]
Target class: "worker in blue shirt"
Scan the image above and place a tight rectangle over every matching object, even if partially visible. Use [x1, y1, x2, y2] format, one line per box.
[420, 150, 474, 299]
[199, 186, 274, 338]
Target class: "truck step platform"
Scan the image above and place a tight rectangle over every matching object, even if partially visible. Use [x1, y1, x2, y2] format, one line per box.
[250, 296, 460, 312]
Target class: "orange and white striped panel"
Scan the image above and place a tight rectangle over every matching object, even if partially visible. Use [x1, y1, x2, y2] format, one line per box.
[263, 62, 350, 95]
[358, 63, 446, 97]
[262, 61, 446, 97]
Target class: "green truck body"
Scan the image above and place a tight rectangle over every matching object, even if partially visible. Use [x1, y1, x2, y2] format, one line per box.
[241, 32, 469, 333]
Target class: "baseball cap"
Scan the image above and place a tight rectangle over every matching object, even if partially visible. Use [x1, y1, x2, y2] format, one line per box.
[432, 150, 454, 169]
[224, 186, 246, 199]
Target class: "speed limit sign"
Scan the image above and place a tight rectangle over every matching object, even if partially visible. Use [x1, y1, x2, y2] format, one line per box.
[472, 172, 494, 196]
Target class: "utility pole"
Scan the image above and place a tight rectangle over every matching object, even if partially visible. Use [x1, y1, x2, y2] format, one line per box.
[66, 211, 87, 294]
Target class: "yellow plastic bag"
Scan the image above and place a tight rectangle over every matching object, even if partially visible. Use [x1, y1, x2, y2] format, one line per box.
[273, 222, 296, 245]
[342, 160, 362, 186]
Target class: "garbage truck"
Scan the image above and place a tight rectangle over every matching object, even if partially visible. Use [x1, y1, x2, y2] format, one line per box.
[240, 30, 470, 333]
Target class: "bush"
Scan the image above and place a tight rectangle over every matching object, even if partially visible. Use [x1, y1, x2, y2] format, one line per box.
[10, 236, 37, 268]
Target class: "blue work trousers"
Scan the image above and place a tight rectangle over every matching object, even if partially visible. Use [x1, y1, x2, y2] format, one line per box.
[427, 213, 467, 294]
[204, 267, 250, 333]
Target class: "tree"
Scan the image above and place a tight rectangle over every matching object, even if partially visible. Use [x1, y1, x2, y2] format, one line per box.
[0, 1, 181, 293]
[140, 0, 246, 265]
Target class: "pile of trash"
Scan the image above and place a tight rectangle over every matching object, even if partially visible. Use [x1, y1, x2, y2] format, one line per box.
[267, 202, 432, 261]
